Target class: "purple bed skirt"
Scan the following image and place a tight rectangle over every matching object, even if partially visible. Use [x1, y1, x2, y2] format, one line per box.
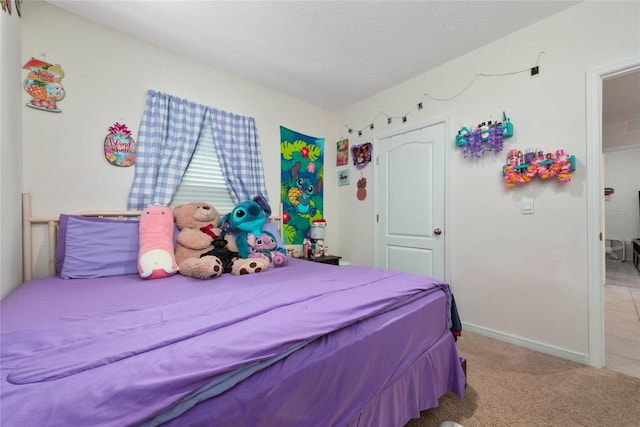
[1, 259, 465, 426]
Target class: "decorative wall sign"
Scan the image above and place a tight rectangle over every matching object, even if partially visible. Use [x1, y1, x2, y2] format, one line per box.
[280, 126, 324, 245]
[456, 112, 513, 158]
[338, 169, 350, 186]
[104, 122, 136, 167]
[352, 142, 372, 169]
[337, 138, 349, 166]
[503, 149, 575, 188]
[22, 57, 65, 112]
[356, 177, 367, 201]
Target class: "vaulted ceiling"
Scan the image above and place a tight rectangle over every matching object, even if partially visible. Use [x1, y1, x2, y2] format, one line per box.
[44, 1, 638, 151]
[47, 0, 581, 111]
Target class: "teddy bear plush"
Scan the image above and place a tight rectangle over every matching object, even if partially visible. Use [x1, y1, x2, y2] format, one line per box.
[173, 201, 268, 280]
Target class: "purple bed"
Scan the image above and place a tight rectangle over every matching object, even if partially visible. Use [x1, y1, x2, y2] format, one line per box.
[2, 198, 465, 426]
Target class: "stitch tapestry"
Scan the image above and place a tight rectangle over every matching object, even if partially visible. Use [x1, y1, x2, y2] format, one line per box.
[280, 126, 324, 245]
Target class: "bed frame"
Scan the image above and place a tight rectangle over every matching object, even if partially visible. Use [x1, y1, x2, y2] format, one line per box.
[12, 193, 465, 427]
[21, 193, 142, 281]
[21, 193, 282, 281]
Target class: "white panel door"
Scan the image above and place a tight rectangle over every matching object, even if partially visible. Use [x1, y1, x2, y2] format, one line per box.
[375, 122, 446, 280]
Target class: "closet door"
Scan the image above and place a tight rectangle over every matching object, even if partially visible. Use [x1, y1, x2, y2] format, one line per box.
[376, 121, 446, 280]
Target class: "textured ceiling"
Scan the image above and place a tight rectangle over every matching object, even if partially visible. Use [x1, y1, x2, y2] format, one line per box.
[46, 0, 581, 111]
[604, 71, 640, 121]
[603, 70, 640, 151]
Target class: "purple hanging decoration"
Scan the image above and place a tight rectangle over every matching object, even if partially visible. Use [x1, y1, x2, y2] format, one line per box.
[486, 125, 504, 154]
[462, 130, 484, 158]
[461, 132, 471, 158]
[462, 126, 504, 158]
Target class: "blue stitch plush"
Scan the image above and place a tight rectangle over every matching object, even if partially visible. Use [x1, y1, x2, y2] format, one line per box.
[220, 196, 273, 259]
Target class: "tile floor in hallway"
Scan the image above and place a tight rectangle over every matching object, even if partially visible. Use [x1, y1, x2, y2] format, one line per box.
[604, 260, 640, 379]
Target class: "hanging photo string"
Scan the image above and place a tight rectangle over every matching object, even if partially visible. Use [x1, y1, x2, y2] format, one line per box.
[345, 51, 545, 137]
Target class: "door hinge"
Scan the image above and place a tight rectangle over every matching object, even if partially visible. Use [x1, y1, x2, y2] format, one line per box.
[376, 214, 379, 223]
[376, 157, 379, 166]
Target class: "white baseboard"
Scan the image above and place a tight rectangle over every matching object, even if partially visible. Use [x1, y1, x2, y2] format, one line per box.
[461, 322, 590, 366]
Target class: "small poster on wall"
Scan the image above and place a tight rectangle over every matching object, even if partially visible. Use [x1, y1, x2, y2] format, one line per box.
[337, 138, 349, 166]
[338, 169, 350, 186]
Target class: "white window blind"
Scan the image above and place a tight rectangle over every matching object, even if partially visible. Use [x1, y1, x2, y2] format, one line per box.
[169, 126, 235, 211]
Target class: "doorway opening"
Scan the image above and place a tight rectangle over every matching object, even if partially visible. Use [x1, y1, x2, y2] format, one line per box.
[601, 69, 640, 378]
[586, 58, 640, 370]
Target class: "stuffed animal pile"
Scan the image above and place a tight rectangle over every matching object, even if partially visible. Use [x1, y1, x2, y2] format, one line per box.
[220, 196, 289, 269]
[173, 201, 268, 280]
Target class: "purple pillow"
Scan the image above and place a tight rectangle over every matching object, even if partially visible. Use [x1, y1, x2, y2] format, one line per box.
[57, 215, 140, 279]
[56, 215, 122, 274]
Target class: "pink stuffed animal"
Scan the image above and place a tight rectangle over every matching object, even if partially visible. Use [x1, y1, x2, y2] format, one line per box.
[138, 205, 178, 279]
[247, 232, 289, 268]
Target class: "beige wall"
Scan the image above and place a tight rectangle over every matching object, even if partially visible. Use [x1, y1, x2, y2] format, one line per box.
[11, 0, 640, 365]
[1, 5, 23, 299]
[20, 1, 341, 278]
[604, 148, 640, 258]
[338, 1, 640, 362]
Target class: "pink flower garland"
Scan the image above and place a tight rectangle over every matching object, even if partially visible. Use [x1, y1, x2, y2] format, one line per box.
[503, 150, 573, 188]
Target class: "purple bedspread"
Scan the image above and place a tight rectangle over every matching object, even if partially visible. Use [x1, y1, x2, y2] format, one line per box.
[1, 259, 462, 426]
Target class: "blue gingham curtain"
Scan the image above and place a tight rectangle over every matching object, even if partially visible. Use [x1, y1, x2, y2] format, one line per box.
[210, 109, 268, 204]
[128, 90, 268, 210]
[127, 90, 206, 210]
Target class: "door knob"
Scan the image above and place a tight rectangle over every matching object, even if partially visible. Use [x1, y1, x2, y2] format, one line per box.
[434, 228, 442, 235]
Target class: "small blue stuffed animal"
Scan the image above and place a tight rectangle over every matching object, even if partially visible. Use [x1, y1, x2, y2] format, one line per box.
[220, 195, 274, 259]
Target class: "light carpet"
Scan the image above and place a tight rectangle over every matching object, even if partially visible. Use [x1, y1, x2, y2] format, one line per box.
[406, 331, 640, 427]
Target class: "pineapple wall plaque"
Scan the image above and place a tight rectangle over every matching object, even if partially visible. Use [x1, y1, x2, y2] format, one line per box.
[104, 122, 136, 167]
[356, 177, 367, 201]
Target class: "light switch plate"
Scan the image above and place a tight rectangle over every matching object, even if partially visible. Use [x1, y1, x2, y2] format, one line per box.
[521, 197, 534, 214]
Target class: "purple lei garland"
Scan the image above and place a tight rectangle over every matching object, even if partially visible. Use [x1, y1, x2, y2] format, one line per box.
[462, 130, 484, 158]
[486, 126, 504, 153]
[462, 126, 504, 158]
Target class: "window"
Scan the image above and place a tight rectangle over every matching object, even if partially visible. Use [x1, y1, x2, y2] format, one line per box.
[169, 125, 235, 211]
[127, 90, 268, 211]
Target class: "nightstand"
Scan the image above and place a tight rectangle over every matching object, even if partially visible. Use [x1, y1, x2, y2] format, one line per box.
[309, 255, 342, 266]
